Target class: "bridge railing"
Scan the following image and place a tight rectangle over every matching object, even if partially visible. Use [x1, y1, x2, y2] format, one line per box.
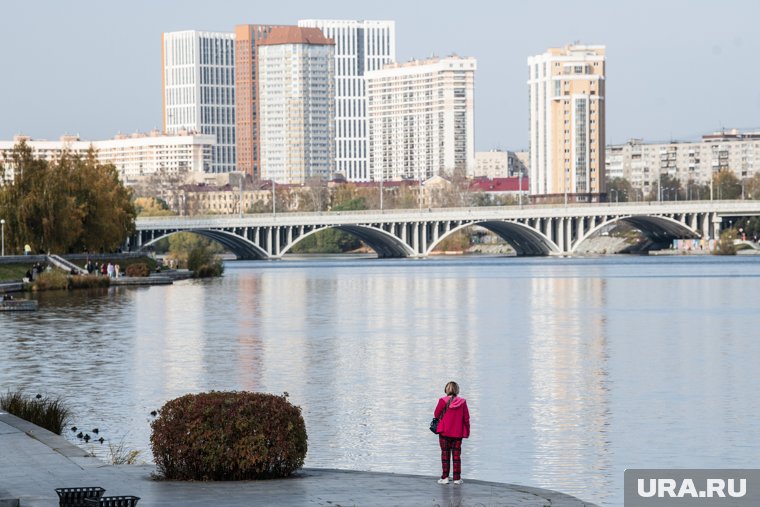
[135, 199, 760, 228]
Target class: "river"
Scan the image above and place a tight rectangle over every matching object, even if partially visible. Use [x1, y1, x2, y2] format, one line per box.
[1, 255, 759, 506]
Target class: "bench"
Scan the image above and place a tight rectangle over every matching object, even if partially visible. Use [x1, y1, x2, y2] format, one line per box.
[84, 496, 140, 507]
[54, 487, 105, 507]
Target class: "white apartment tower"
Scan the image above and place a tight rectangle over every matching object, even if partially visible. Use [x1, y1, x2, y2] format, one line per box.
[528, 44, 606, 202]
[366, 56, 476, 182]
[258, 27, 336, 184]
[298, 19, 396, 181]
[162, 30, 236, 173]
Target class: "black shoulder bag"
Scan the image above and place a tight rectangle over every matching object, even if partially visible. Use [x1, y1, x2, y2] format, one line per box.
[429, 395, 455, 434]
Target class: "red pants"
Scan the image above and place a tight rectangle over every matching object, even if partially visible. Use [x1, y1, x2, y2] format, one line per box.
[439, 436, 462, 480]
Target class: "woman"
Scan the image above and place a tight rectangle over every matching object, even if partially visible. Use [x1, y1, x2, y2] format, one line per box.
[434, 381, 470, 484]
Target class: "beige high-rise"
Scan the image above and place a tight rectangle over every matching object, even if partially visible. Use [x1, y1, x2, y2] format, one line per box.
[528, 44, 606, 202]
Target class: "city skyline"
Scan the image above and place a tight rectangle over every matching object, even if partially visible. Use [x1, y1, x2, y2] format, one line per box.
[2, 0, 759, 151]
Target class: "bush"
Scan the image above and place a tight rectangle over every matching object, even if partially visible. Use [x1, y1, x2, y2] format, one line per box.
[69, 275, 110, 289]
[714, 229, 737, 256]
[31, 271, 69, 291]
[187, 244, 224, 278]
[0, 390, 71, 434]
[193, 263, 224, 278]
[125, 263, 150, 277]
[150, 391, 307, 481]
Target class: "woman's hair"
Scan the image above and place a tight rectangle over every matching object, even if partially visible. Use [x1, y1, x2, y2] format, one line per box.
[444, 381, 460, 396]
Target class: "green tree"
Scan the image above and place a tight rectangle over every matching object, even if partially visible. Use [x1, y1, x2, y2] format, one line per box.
[685, 179, 710, 200]
[606, 177, 635, 202]
[290, 228, 361, 253]
[646, 173, 683, 201]
[712, 170, 742, 200]
[332, 197, 368, 211]
[167, 232, 223, 265]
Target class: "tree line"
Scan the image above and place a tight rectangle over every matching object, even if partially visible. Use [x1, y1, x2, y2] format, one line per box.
[608, 170, 760, 202]
[0, 141, 136, 254]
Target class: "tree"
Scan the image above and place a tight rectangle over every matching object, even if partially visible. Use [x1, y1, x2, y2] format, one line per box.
[0, 142, 135, 254]
[685, 179, 710, 201]
[332, 197, 368, 211]
[606, 177, 635, 202]
[712, 170, 742, 200]
[714, 228, 737, 255]
[134, 197, 176, 217]
[73, 148, 137, 252]
[647, 173, 683, 201]
[744, 173, 760, 200]
[299, 177, 330, 212]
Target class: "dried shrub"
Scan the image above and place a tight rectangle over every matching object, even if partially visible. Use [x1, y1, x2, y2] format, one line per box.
[69, 275, 110, 289]
[31, 271, 69, 291]
[150, 391, 307, 481]
[0, 390, 71, 434]
[125, 263, 150, 277]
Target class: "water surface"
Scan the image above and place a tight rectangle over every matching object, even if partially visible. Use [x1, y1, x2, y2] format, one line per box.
[2, 255, 759, 506]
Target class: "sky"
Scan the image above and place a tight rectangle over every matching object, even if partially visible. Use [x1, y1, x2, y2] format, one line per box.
[1, 0, 759, 151]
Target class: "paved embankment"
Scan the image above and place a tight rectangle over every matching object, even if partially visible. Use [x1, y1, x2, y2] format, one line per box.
[0, 412, 598, 507]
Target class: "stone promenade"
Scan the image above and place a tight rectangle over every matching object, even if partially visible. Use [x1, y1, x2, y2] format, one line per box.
[0, 412, 598, 507]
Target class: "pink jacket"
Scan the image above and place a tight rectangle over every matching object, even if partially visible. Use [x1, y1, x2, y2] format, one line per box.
[434, 396, 470, 438]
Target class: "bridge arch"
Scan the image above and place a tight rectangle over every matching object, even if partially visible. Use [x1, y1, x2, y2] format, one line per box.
[427, 220, 560, 256]
[278, 224, 416, 258]
[140, 229, 269, 260]
[571, 215, 701, 253]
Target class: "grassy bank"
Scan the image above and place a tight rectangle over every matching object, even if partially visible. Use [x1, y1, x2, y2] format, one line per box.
[0, 390, 71, 435]
[1, 256, 157, 283]
[0, 263, 35, 282]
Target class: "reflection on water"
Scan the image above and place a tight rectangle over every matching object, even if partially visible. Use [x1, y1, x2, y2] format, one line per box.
[2, 256, 760, 506]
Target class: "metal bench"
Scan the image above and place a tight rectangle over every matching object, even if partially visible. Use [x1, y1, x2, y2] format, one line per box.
[54, 487, 106, 507]
[84, 496, 140, 507]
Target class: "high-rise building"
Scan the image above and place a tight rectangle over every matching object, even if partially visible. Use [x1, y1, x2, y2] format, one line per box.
[527, 44, 606, 202]
[298, 19, 396, 181]
[162, 30, 236, 173]
[258, 27, 336, 184]
[366, 55, 476, 182]
[234, 24, 280, 179]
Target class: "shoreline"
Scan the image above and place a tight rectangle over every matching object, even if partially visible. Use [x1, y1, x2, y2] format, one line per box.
[0, 411, 599, 507]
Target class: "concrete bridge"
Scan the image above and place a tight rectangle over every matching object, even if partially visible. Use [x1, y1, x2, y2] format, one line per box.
[129, 200, 760, 259]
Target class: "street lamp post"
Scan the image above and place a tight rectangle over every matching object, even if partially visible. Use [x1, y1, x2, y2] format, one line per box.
[518, 170, 523, 209]
[1, 219, 4, 257]
[272, 180, 276, 218]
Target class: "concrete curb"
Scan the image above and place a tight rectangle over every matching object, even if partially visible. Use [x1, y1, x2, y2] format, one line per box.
[0, 412, 600, 507]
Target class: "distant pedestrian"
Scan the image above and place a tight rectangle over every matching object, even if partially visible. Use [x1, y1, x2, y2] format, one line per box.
[101, 263, 107, 276]
[114, 264, 120, 278]
[433, 381, 470, 485]
[107, 262, 115, 278]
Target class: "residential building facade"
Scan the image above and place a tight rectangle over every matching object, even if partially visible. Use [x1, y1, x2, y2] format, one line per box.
[162, 30, 236, 173]
[605, 129, 760, 199]
[258, 27, 336, 184]
[528, 44, 606, 202]
[366, 55, 476, 182]
[474, 150, 529, 179]
[298, 19, 396, 182]
[0, 132, 215, 184]
[234, 24, 280, 179]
